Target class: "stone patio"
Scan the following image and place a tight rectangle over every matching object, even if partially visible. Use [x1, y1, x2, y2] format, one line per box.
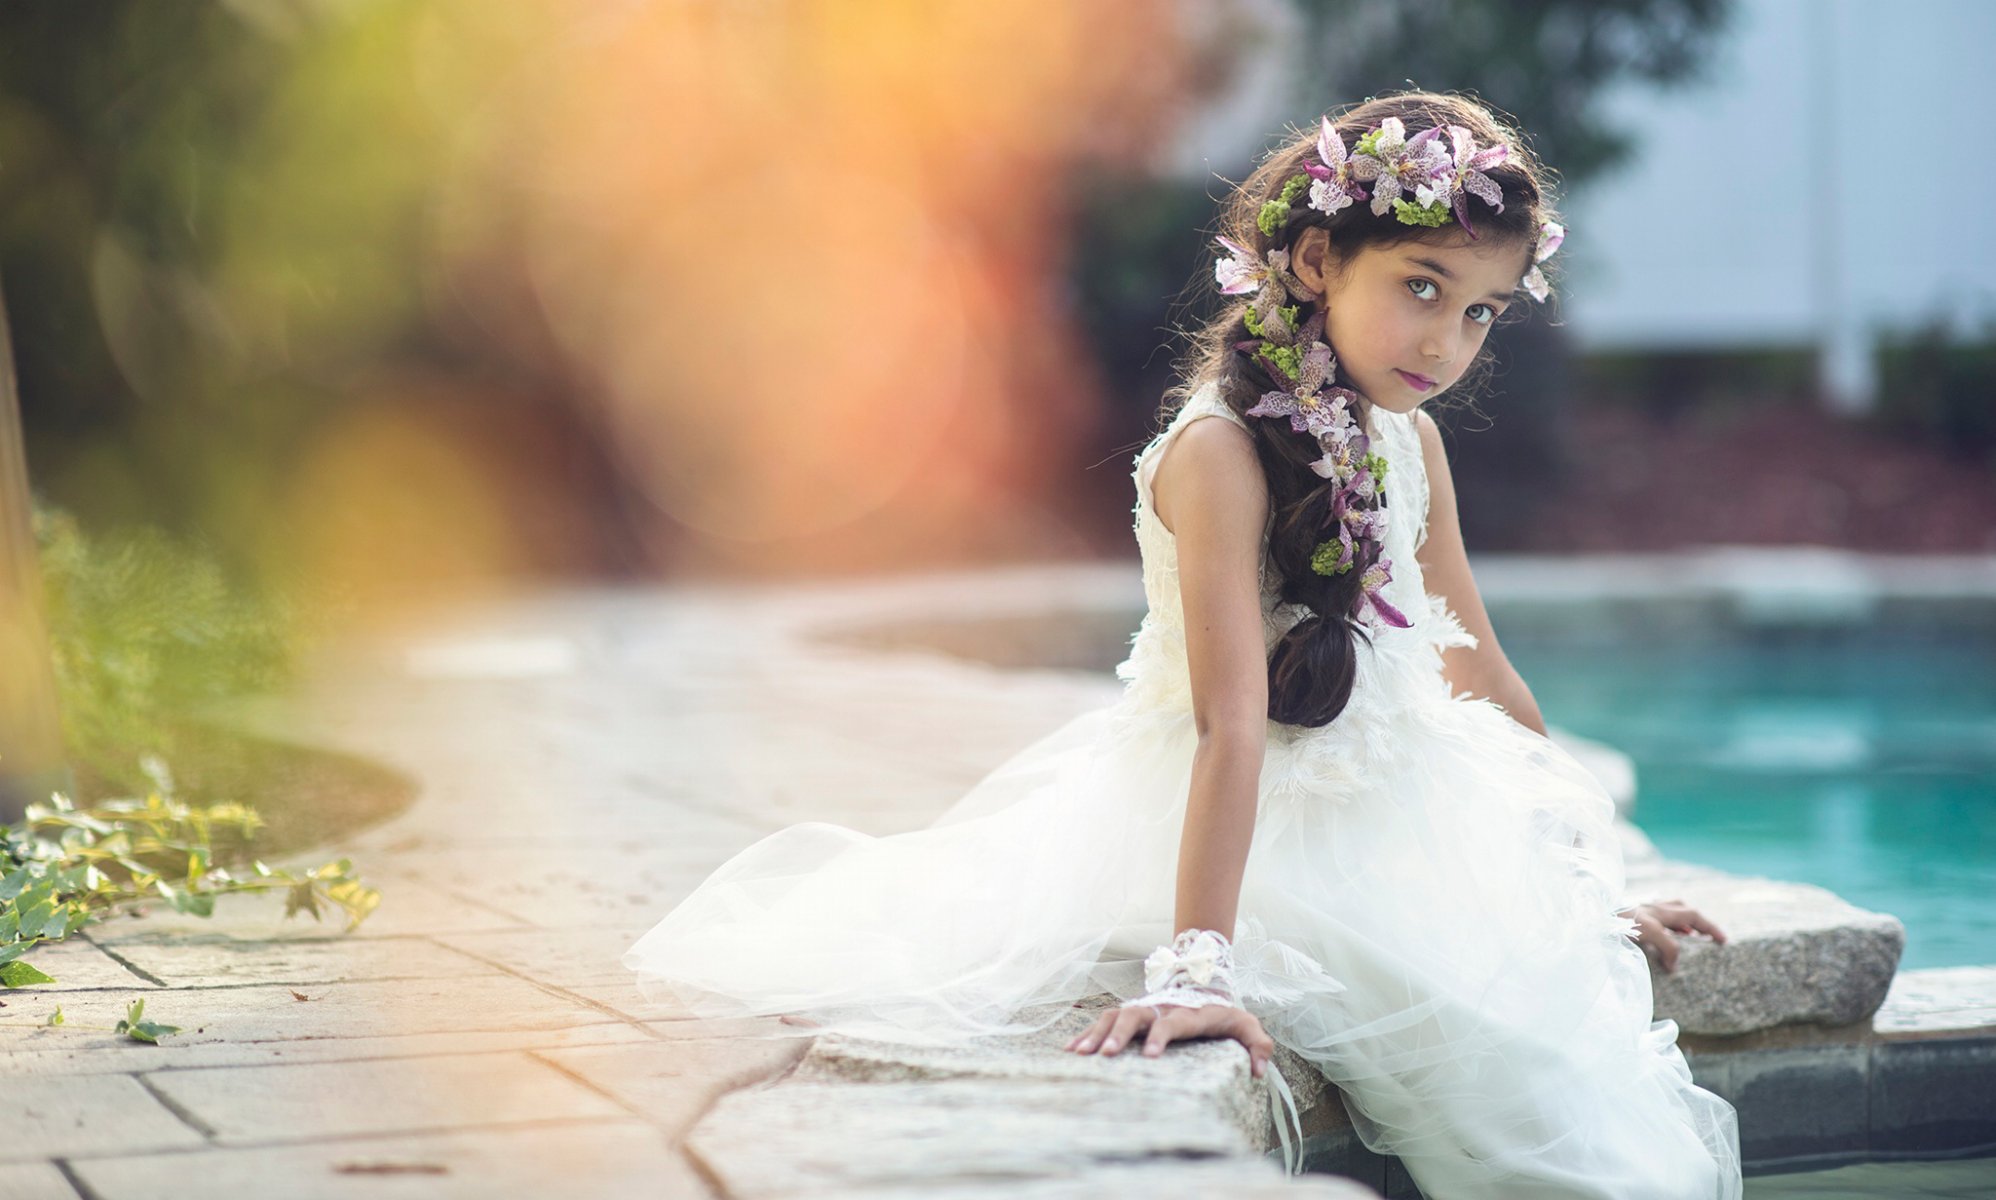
[4, 558, 1992, 1196]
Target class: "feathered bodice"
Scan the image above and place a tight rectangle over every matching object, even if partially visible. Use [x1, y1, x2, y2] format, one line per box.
[1111, 381, 1481, 781]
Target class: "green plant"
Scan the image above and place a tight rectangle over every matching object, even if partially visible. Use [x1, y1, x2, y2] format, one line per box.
[32, 501, 315, 794]
[0, 772, 380, 1015]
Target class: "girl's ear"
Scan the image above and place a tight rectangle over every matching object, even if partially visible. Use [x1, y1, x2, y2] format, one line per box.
[1289, 226, 1335, 298]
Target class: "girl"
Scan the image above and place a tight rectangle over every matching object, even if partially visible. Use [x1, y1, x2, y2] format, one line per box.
[625, 90, 1743, 1198]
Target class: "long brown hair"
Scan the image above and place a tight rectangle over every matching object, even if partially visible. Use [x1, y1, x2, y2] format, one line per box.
[1161, 89, 1564, 727]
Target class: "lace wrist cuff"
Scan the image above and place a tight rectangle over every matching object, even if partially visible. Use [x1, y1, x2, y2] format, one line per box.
[1132, 928, 1239, 1009]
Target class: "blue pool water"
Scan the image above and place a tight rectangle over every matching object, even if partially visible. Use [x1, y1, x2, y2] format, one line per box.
[1506, 619, 1996, 970]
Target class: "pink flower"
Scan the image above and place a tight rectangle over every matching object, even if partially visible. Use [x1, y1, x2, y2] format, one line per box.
[1520, 219, 1566, 302]
[1213, 235, 1266, 295]
[1304, 117, 1369, 216]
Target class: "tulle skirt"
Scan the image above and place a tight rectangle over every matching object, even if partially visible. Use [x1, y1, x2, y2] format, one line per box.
[622, 682, 1743, 1199]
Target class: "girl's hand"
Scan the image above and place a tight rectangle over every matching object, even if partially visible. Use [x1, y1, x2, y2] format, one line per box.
[1624, 898, 1728, 973]
[1063, 1001, 1276, 1078]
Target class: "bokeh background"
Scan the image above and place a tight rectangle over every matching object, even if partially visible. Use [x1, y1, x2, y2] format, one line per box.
[7, 0, 1993, 632]
[3, 1, 1995, 955]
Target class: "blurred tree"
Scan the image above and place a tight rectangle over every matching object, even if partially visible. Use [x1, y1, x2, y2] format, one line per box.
[0, 272, 70, 824]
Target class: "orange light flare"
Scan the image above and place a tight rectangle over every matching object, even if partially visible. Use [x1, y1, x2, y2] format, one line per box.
[440, 1, 1192, 576]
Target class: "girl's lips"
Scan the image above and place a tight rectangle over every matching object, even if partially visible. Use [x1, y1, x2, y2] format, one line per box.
[1395, 369, 1436, 391]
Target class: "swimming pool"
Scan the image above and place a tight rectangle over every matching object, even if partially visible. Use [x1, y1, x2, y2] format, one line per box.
[1500, 601, 1996, 971]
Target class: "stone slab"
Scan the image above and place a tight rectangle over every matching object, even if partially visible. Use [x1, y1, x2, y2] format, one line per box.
[1629, 874, 1904, 1034]
[0, 934, 155, 992]
[801, 1159, 1382, 1198]
[0, 1163, 81, 1200]
[688, 1078, 1252, 1197]
[794, 996, 1333, 1158]
[141, 1050, 630, 1145]
[0, 1074, 206, 1161]
[1872, 965, 1996, 1039]
[82, 932, 504, 989]
[432, 926, 653, 989]
[1, 1019, 660, 1077]
[536, 1034, 809, 1136]
[0, 972, 621, 1063]
[71, 1119, 709, 1200]
[85, 873, 526, 943]
[357, 844, 735, 932]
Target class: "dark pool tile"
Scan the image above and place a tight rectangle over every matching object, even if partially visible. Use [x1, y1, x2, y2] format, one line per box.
[1299, 1127, 1388, 1190]
[1869, 1035, 1996, 1155]
[1723, 1044, 1871, 1164]
[1381, 1154, 1424, 1198]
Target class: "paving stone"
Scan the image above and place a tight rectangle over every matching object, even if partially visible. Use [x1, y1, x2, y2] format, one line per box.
[85, 873, 526, 943]
[142, 1051, 630, 1145]
[432, 926, 653, 988]
[559, 975, 692, 1018]
[0, 935, 154, 992]
[0, 1163, 81, 1200]
[71, 1119, 707, 1199]
[1872, 965, 1996, 1038]
[800, 1159, 1382, 1198]
[687, 1078, 1253, 1198]
[642, 1015, 816, 1040]
[81, 932, 504, 989]
[0, 972, 620, 1064]
[0, 1019, 660, 1077]
[0, 1075, 206, 1161]
[536, 1034, 809, 1135]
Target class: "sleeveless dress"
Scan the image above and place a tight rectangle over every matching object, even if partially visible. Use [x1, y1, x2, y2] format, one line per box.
[622, 380, 1744, 1198]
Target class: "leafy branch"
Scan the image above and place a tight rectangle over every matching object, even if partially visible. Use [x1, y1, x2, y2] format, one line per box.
[0, 778, 381, 1010]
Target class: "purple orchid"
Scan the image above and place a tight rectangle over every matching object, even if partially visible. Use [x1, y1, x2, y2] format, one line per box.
[1214, 235, 1267, 295]
[1359, 560, 1412, 628]
[1411, 125, 1509, 239]
[1303, 117, 1369, 216]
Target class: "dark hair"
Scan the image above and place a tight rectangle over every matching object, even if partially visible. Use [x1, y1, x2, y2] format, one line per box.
[1161, 89, 1564, 728]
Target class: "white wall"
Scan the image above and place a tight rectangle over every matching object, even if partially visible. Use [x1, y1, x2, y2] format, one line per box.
[1564, 0, 1996, 410]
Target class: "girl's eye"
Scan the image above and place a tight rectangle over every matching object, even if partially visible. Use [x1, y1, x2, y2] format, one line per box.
[1407, 278, 1499, 327]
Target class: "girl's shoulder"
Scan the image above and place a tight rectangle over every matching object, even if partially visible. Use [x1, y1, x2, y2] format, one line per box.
[1149, 385, 1266, 537]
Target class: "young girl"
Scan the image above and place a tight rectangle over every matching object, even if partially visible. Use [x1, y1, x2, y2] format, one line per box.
[625, 90, 1743, 1198]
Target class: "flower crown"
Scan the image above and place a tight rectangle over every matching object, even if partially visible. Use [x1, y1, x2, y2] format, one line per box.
[1260, 116, 1566, 299]
[1217, 115, 1565, 631]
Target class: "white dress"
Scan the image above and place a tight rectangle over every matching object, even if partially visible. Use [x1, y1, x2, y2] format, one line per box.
[623, 381, 1744, 1198]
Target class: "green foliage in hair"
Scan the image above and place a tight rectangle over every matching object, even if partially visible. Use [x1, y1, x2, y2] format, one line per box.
[1393, 199, 1451, 227]
[1246, 303, 1300, 339]
[1311, 539, 1354, 576]
[1258, 342, 1302, 381]
[1256, 199, 1288, 236]
[1257, 174, 1312, 236]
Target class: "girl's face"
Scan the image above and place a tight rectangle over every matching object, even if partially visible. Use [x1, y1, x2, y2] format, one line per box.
[1294, 228, 1532, 416]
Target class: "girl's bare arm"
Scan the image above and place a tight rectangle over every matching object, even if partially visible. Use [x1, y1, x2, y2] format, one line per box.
[1410, 410, 1547, 737]
[1150, 417, 1273, 938]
